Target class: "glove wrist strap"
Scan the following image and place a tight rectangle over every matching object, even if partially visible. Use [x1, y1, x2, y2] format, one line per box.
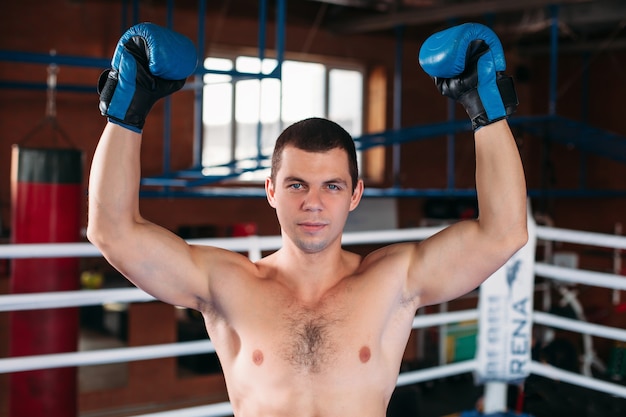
[458, 75, 518, 130]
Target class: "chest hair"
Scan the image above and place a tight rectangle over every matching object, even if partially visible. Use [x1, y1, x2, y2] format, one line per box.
[280, 306, 344, 374]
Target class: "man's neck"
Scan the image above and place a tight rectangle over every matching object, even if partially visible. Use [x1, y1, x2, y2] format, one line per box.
[273, 241, 355, 304]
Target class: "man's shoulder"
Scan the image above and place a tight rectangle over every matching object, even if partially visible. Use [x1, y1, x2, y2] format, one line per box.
[356, 242, 415, 276]
[188, 244, 262, 283]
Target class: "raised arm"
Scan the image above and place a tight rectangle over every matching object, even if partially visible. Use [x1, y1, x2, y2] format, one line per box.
[87, 23, 219, 310]
[407, 23, 528, 307]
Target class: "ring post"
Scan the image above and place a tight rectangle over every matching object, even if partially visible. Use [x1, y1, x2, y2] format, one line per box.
[475, 200, 537, 415]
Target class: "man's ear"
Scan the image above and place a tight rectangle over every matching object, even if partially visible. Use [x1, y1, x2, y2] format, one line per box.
[265, 177, 277, 208]
[349, 179, 364, 212]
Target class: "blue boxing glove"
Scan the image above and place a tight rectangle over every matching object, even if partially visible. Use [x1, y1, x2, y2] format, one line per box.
[419, 23, 517, 130]
[98, 22, 198, 133]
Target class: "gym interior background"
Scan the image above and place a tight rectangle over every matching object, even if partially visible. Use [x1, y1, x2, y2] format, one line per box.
[1, 0, 626, 416]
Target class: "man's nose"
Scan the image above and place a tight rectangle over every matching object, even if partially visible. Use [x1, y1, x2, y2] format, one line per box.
[302, 189, 323, 211]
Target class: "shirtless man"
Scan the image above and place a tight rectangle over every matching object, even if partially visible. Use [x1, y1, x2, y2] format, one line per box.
[88, 22, 527, 417]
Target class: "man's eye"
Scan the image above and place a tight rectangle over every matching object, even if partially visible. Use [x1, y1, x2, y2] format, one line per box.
[289, 183, 302, 189]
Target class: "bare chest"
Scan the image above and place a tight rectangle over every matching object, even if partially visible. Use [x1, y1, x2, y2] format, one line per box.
[204, 264, 417, 381]
[210, 280, 399, 376]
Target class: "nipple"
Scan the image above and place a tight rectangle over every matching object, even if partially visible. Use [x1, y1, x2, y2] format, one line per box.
[359, 346, 371, 363]
[252, 349, 264, 366]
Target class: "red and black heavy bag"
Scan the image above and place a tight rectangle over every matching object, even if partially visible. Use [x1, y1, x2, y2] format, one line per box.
[9, 146, 83, 417]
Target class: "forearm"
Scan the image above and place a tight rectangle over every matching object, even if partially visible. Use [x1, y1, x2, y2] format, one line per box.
[474, 120, 527, 241]
[87, 122, 143, 243]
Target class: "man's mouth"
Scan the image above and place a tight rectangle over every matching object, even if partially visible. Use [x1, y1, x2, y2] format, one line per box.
[298, 222, 327, 233]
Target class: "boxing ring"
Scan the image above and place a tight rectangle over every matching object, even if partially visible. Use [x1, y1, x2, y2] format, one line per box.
[1, 224, 626, 416]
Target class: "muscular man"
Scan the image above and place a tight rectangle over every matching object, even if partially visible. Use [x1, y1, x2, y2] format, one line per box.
[88, 22, 527, 417]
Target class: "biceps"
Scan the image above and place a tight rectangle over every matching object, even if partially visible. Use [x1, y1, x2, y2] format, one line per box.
[102, 223, 210, 310]
[409, 221, 505, 306]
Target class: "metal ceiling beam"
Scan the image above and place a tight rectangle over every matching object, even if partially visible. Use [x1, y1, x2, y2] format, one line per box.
[310, 0, 395, 9]
[518, 37, 626, 54]
[328, 0, 591, 33]
[137, 187, 626, 199]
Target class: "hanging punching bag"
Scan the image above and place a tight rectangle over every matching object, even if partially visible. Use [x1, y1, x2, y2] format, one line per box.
[9, 146, 83, 417]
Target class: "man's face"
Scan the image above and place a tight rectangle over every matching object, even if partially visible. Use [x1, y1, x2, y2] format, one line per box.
[266, 146, 363, 254]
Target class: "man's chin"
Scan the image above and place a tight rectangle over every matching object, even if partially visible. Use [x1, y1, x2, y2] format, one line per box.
[295, 238, 328, 254]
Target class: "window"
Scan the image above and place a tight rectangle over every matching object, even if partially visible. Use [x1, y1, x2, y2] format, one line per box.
[202, 55, 363, 181]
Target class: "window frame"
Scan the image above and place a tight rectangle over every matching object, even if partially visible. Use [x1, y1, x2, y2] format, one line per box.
[201, 47, 366, 183]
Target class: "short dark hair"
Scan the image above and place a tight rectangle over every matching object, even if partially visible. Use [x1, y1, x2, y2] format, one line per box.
[270, 117, 359, 191]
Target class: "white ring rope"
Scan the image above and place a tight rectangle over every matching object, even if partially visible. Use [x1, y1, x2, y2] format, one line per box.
[412, 308, 478, 328]
[0, 237, 279, 260]
[2, 224, 623, 259]
[0, 228, 435, 260]
[396, 359, 477, 387]
[533, 311, 626, 342]
[2, 263, 623, 312]
[535, 226, 626, 250]
[0, 287, 155, 312]
[129, 401, 233, 417]
[530, 361, 626, 399]
[0, 242, 102, 259]
[535, 262, 626, 290]
[340, 226, 445, 245]
[0, 310, 475, 374]
[2, 225, 624, 257]
[0, 340, 214, 374]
